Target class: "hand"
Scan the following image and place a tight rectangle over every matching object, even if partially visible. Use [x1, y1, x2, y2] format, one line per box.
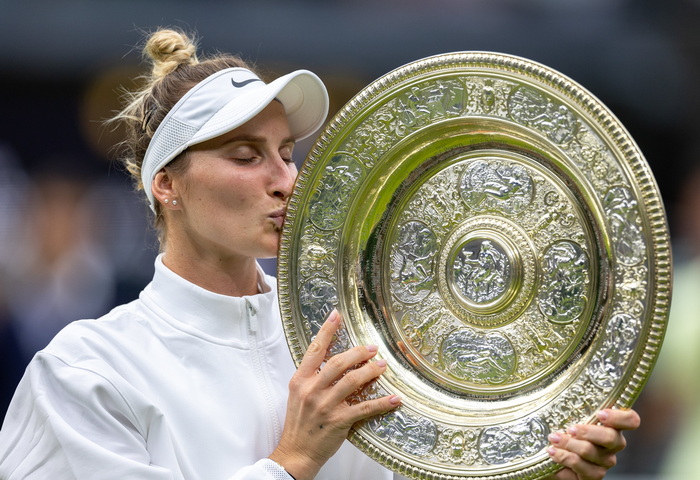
[545, 408, 641, 480]
[269, 310, 401, 480]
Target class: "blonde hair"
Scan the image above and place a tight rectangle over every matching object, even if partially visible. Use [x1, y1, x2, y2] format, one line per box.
[111, 28, 258, 241]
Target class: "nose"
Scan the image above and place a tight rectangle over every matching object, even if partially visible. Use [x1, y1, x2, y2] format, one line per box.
[270, 156, 298, 200]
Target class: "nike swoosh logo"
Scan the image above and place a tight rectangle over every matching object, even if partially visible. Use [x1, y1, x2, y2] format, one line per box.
[231, 78, 262, 88]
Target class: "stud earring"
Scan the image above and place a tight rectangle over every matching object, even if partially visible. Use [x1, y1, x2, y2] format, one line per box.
[164, 198, 169, 204]
[172, 200, 178, 206]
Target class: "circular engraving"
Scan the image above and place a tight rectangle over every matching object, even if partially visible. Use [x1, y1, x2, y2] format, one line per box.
[436, 213, 535, 330]
[278, 52, 672, 480]
[451, 238, 512, 305]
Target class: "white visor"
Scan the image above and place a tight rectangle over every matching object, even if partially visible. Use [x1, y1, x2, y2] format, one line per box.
[141, 67, 329, 211]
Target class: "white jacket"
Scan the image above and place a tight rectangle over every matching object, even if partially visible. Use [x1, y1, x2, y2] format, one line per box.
[0, 255, 392, 480]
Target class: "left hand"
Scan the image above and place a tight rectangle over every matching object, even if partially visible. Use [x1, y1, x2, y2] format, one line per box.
[545, 408, 641, 480]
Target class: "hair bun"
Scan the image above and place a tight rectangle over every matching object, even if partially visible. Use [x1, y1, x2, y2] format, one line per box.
[145, 28, 198, 79]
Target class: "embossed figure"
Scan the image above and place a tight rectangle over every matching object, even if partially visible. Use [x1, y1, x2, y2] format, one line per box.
[440, 328, 515, 384]
[603, 186, 645, 265]
[589, 313, 640, 389]
[460, 159, 534, 214]
[0, 32, 641, 480]
[454, 240, 510, 303]
[369, 410, 437, 456]
[533, 191, 577, 234]
[479, 418, 549, 465]
[396, 82, 463, 134]
[390, 220, 438, 303]
[309, 154, 364, 230]
[299, 277, 339, 333]
[508, 87, 575, 144]
[538, 241, 589, 323]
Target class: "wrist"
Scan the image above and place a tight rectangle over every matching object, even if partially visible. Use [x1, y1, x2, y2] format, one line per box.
[268, 451, 319, 480]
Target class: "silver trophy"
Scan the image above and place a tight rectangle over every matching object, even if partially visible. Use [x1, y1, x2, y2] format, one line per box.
[277, 52, 671, 479]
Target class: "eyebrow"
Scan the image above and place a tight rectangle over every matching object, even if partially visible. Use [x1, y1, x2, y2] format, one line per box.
[222, 134, 296, 147]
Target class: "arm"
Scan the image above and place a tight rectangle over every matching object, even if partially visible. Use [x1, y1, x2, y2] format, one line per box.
[269, 310, 401, 480]
[545, 408, 641, 480]
[0, 354, 175, 480]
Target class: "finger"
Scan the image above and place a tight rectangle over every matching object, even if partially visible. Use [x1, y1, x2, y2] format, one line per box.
[317, 344, 379, 386]
[297, 309, 342, 376]
[565, 421, 626, 453]
[549, 430, 617, 469]
[344, 393, 402, 425]
[547, 443, 608, 480]
[596, 408, 641, 431]
[326, 357, 388, 402]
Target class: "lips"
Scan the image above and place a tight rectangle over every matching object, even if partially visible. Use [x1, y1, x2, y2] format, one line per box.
[270, 208, 287, 230]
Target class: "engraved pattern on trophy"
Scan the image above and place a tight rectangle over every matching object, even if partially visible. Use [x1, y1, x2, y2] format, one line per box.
[382, 153, 596, 394]
[508, 87, 576, 144]
[603, 186, 646, 266]
[369, 410, 438, 456]
[478, 417, 550, 465]
[433, 428, 480, 465]
[564, 125, 626, 195]
[394, 80, 466, 136]
[532, 191, 577, 236]
[452, 239, 512, 304]
[538, 240, 590, 323]
[514, 318, 577, 379]
[308, 153, 365, 230]
[459, 159, 535, 215]
[440, 328, 516, 385]
[548, 379, 606, 427]
[390, 220, 439, 303]
[340, 79, 466, 169]
[399, 294, 454, 356]
[407, 165, 466, 235]
[617, 264, 649, 319]
[299, 276, 339, 335]
[298, 225, 340, 279]
[464, 77, 513, 117]
[588, 313, 641, 389]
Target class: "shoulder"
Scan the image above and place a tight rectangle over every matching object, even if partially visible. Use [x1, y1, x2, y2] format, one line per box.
[41, 299, 150, 369]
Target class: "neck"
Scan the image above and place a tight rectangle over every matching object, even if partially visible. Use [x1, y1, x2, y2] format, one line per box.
[161, 249, 261, 297]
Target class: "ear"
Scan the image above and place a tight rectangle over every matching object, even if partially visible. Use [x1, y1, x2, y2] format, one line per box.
[151, 169, 178, 208]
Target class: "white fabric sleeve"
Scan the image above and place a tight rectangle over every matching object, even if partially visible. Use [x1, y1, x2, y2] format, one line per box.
[0, 353, 176, 480]
[0, 353, 283, 480]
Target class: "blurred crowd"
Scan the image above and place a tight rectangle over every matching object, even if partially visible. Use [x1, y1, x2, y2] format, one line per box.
[0, 144, 158, 417]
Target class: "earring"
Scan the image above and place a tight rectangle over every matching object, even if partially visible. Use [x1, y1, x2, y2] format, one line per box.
[172, 200, 178, 206]
[164, 198, 169, 204]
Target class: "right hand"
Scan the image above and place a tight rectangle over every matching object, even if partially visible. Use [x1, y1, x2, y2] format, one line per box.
[269, 309, 401, 480]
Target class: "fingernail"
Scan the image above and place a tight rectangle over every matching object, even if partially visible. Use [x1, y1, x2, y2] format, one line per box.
[367, 344, 378, 353]
[548, 433, 561, 444]
[597, 410, 609, 422]
[389, 395, 402, 405]
[547, 446, 556, 457]
[566, 426, 578, 436]
[376, 359, 387, 368]
[327, 310, 340, 323]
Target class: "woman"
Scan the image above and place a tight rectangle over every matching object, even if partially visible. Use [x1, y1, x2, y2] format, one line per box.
[0, 28, 639, 480]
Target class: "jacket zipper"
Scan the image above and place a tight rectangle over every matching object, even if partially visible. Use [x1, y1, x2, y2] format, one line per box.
[245, 298, 282, 451]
